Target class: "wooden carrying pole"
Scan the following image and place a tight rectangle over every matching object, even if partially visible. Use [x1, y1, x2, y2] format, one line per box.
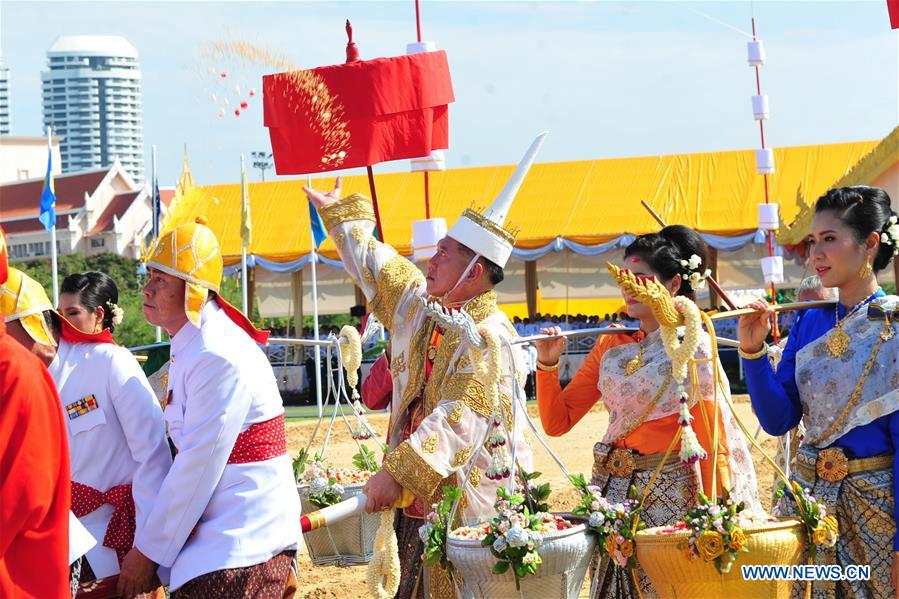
[640, 200, 738, 310]
[709, 300, 836, 321]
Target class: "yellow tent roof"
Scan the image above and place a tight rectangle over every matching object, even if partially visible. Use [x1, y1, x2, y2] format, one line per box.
[778, 127, 899, 246]
[162, 138, 880, 266]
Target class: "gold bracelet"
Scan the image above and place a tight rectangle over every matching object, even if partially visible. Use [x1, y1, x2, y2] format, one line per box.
[738, 343, 768, 360]
[536, 359, 561, 372]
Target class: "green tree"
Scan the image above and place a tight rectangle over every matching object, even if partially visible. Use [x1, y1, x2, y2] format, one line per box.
[16, 254, 156, 347]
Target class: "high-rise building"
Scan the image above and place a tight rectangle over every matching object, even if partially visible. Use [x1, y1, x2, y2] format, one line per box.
[42, 35, 144, 182]
[0, 56, 11, 135]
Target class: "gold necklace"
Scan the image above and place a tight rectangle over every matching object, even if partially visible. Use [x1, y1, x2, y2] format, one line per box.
[624, 334, 649, 377]
[826, 292, 877, 358]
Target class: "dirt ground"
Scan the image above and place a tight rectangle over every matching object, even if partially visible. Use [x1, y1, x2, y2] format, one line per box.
[287, 397, 779, 599]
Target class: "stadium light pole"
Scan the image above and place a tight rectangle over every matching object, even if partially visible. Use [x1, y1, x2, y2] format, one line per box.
[251, 151, 273, 181]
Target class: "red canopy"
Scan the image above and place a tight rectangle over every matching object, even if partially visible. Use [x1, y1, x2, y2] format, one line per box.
[263, 50, 454, 174]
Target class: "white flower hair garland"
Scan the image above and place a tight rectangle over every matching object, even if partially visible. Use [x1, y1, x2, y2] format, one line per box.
[880, 215, 899, 257]
[679, 254, 712, 291]
[105, 300, 125, 327]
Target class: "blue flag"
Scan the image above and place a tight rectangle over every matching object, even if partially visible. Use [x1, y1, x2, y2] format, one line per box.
[38, 149, 56, 231]
[152, 170, 161, 239]
[309, 200, 327, 248]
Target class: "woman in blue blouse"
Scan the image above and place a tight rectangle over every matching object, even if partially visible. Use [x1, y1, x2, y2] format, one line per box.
[739, 186, 899, 599]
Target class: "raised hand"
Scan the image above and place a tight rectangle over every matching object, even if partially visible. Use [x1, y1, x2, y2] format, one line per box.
[303, 176, 343, 209]
[737, 299, 773, 353]
[535, 326, 565, 366]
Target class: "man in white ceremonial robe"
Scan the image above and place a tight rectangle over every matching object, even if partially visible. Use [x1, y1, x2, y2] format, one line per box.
[116, 219, 301, 599]
[51, 322, 172, 584]
[303, 134, 546, 599]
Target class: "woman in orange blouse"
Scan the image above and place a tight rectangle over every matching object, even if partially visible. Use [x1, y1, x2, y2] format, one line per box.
[536, 226, 760, 599]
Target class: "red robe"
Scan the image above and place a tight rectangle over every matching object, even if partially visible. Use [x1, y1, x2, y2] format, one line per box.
[0, 319, 71, 599]
[361, 354, 392, 411]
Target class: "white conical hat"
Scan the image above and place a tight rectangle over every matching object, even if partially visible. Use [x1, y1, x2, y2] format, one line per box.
[446, 132, 546, 268]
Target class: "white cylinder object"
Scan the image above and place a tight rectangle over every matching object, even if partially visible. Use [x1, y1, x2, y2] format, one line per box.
[751, 94, 769, 120]
[411, 149, 446, 172]
[755, 148, 775, 174]
[747, 40, 766, 66]
[412, 217, 447, 261]
[760, 256, 784, 284]
[758, 203, 779, 230]
[406, 41, 437, 55]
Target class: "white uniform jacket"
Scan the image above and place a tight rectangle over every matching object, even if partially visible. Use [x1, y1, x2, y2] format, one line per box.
[134, 301, 301, 590]
[49, 338, 172, 578]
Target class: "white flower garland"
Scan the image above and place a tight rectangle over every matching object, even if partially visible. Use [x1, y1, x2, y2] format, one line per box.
[659, 296, 707, 464]
[106, 300, 124, 326]
[339, 324, 363, 397]
[659, 296, 701, 382]
[350, 399, 374, 440]
[469, 326, 513, 481]
[367, 509, 400, 599]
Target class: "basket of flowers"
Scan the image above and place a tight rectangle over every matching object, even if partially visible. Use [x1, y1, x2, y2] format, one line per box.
[442, 473, 597, 599]
[635, 492, 808, 599]
[294, 324, 391, 566]
[296, 445, 382, 566]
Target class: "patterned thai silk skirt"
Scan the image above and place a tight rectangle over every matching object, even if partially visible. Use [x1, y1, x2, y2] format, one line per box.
[588, 442, 700, 599]
[394, 508, 458, 599]
[171, 550, 297, 599]
[776, 445, 895, 599]
[71, 557, 165, 599]
[394, 510, 425, 599]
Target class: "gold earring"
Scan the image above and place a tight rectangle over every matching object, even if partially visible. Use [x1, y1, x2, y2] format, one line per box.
[859, 258, 873, 279]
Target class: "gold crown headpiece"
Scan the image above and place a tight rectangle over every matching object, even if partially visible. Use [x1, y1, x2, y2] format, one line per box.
[462, 202, 520, 245]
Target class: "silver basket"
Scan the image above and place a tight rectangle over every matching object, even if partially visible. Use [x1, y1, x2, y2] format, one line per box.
[298, 483, 380, 566]
[446, 516, 596, 599]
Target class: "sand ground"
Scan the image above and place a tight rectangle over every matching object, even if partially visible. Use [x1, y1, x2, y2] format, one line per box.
[287, 397, 779, 599]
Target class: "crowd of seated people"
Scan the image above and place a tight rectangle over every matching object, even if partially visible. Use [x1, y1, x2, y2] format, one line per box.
[511, 312, 639, 336]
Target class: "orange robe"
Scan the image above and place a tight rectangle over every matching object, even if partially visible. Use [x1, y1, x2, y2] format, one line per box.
[536, 332, 730, 495]
[0, 320, 71, 599]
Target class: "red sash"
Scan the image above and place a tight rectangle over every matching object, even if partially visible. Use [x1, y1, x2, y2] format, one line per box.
[71, 482, 134, 563]
[227, 414, 287, 464]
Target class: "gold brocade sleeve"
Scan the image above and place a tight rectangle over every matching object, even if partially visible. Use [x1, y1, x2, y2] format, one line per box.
[370, 255, 425, 331]
[318, 194, 376, 231]
[383, 441, 445, 503]
[320, 193, 425, 332]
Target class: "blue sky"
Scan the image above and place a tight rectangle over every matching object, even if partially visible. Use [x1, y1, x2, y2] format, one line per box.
[2, 1, 896, 187]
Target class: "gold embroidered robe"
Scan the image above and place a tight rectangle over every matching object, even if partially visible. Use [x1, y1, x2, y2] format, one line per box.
[319, 194, 534, 524]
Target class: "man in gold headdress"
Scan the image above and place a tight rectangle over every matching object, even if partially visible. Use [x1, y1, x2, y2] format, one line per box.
[0, 267, 58, 365]
[303, 135, 546, 599]
[117, 219, 301, 598]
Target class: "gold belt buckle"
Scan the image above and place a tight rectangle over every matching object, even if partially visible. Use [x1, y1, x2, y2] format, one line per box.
[607, 448, 636, 478]
[816, 447, 849, 483]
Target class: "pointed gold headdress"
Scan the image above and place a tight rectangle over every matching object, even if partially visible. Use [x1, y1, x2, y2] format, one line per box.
[607, 263, 683, 328]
